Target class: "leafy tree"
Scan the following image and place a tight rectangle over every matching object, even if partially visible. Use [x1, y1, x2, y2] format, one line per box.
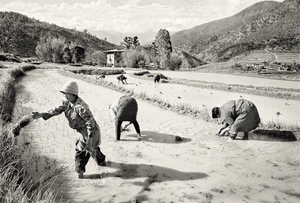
[122, 36, 140, 49]
[36, 37, 85, 63]
[155, 29, 172, 69]
[122, 36, 132, 49]
[133, 36, 140, 48]
[35, 36, 53, 62]
[168, 53, 182, 70]
[90, 50, 106, 65]
[71, 45, 85, 63]
[63, 45, 72, 63]
[0, 14, 27, 53]
[51, 37, 65, 63]
[122, 49, 146, 68]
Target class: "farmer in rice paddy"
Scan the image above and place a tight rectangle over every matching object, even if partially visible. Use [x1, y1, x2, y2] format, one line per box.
[210, 99, 260, 140]
[109, 95, 142, 141]
[153, 73, 160, 83]
[31, 81, 106, 179]
[117, 74, 128, 84]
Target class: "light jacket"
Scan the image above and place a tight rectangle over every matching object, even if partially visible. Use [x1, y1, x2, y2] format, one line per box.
[220, 99, 260, 133]
[42, 97, 101, 149]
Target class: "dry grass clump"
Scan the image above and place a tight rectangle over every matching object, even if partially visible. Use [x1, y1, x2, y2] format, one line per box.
[65, 67, 125, 76]
[132, 71, 168, 80]
[256, 120, 300, 141]
[0, 65, 58, 202]
[0, 65, 37, 123]
[133, 71, 150, 76]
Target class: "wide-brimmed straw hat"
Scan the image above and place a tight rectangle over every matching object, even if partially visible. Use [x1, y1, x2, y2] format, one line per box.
[60, 81, 78, 95]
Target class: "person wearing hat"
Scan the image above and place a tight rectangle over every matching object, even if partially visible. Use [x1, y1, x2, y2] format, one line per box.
[32, 81, 106, 178]
[109, 95, 142, 141]
[210, 99, 260, 140]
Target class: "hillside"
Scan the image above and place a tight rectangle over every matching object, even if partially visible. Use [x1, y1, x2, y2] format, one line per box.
[171, 0, 300, 62]
[0, 12, 119, 57]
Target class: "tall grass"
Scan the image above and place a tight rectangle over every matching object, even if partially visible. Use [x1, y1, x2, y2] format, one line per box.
[0, 65, 59, 202]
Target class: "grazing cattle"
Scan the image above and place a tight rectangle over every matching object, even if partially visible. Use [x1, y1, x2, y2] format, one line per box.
[117, 74, 128, 84]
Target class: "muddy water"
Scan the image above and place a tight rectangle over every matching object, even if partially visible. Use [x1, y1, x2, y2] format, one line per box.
[12, 69, 300, 203]
[104, 74, 300, 126]
[126, 70, 300, 89]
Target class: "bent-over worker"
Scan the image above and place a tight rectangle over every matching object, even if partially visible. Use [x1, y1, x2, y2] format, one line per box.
[109, 95, 141, 141]
[211, 99, 260, 140]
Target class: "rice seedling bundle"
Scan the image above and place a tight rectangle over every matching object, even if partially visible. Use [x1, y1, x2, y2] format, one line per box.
[12, 115, 34, 136]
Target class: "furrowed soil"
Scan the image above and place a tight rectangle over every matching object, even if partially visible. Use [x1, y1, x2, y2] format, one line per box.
[12, 69, 300, 203]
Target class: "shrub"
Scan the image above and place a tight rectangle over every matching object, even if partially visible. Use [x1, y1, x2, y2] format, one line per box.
[133, 71, 150, 76]
[66, 68, 125, 76]
[51, 37, 65, 63]
[35, 36, 53, 62]
[90, 50, 106, 66]
[122, 49, 147, 68]
[168, 53, 182, 70]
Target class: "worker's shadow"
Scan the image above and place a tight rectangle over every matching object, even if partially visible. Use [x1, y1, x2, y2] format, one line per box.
[250, 129, 297, 141]
[107, 161, 207, 200]
[122, 131, 192, 144]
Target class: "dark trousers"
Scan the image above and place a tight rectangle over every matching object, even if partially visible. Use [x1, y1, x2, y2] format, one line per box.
[115, 120, 140, 140]
[75, 147, 105, 173]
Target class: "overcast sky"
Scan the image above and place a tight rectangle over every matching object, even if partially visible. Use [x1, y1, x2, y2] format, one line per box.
[0, 0, 284, 34]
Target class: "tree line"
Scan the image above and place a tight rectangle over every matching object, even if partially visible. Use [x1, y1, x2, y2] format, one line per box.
[0, 11, 204, 70]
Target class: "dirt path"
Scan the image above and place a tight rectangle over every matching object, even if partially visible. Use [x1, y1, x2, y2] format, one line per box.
[13, 69, 299, 203]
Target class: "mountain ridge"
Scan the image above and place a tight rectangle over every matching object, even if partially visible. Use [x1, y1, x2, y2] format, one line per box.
[171, 0, 300, 62]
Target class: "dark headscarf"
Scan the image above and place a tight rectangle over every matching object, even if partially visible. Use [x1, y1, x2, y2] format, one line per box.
[212, 107, 220, 118]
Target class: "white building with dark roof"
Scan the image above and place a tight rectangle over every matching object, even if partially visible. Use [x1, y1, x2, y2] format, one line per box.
[103, 49, 125, 67]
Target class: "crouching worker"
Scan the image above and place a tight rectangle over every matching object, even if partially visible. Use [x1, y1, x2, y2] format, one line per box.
[32, 81, 106, 179]
[117, 74, 128, 84]
[153, 73, 160, 83]
[211, 99, 260, 140]
[109, 95, 142, 141]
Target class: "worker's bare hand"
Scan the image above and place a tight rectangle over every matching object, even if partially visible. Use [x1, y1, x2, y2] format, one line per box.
[32, 112, 43, 120]
[219, 127, 230, 136]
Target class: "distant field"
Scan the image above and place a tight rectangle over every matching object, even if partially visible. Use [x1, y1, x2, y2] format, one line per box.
[236, 50, 275, 63]
[235, 50, 300, 64]
[275, 53, 299, 63]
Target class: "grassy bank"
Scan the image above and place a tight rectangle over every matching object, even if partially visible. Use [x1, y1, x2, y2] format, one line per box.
[60, 69, 300, 141]
[0, 65, 58, 203]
